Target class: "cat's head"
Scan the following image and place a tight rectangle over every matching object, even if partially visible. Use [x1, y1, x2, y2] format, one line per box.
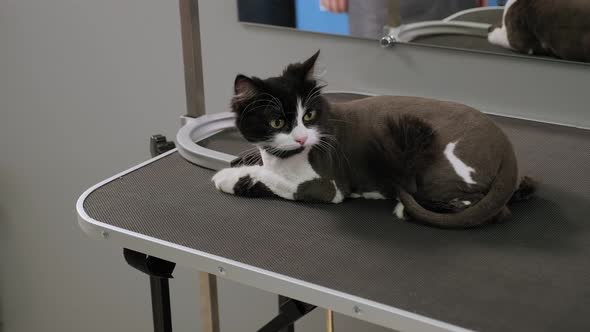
[230, 51, 328, 157]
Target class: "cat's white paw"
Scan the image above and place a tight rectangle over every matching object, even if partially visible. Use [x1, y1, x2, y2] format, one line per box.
[212, 168, 246, 194]
[393, 201, 406, 220]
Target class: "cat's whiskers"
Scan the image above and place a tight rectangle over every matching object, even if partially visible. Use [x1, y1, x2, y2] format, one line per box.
[240, 93, 282, 115]
[313, 135, 337, 165]
[256, 93, 282, 108]
[236, 147, 256, 156]
[264, 146, 291, 158]
[303, 86, 321, 107]
[313, 142, 336, 168]
[317, 141, 341, 169]
[241, 98, 276, 115]
[302, 85, 319, 106]
[273, 144, 302, 151]
[239, 99, 279, 127]
[258, 92, 288, 120]
[303, 85, 326, 108]
[237, 147, 263, 165]
[320, 135, 352, 171]
[254, 93, 283, 110]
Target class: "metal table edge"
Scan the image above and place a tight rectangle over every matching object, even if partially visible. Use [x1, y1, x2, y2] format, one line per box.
[75, 148, 472, 332]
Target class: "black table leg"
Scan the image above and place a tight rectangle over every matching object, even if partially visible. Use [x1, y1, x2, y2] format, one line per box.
[279, 296, 295, 332]
[150, 275, 173, 332]
[124, 248, 176, 332]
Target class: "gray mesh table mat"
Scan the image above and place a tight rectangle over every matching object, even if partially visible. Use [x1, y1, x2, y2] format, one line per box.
[84, 116, 590, 332]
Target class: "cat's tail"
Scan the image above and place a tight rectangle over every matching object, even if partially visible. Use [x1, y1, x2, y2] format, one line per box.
[399, 146, 519, 229]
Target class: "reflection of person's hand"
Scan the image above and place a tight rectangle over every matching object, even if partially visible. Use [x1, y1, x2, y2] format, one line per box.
[321, 0, 348, 13]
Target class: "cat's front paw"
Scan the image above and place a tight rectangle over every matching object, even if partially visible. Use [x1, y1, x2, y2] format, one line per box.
[212, 167, 246, 194]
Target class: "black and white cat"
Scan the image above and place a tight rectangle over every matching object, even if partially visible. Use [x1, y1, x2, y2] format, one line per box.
[213, 51, 535, 228]
[488, 0, 590, 62]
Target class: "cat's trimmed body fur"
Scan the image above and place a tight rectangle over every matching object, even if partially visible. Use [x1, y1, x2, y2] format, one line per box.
[213, 52, 534, 228]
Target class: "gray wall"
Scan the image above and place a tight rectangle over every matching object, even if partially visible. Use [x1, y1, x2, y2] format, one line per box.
[0, 1, 196, 331]
[2, 1, 589, 332]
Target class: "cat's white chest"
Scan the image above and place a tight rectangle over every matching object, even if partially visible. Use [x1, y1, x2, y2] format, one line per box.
[261, 148, 319, 183]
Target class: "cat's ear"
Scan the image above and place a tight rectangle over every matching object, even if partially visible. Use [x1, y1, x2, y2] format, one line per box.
[234, 74, 258, 99]
[283, 50, 322, 81]
[302, 50, 321, 81]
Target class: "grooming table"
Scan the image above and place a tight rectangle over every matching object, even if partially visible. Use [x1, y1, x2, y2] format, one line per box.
[77, 95, 590, 331]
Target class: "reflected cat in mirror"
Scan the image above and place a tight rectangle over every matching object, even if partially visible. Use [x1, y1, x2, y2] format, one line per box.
[212, 51, 536, 228]
[488, 0, 590, 62]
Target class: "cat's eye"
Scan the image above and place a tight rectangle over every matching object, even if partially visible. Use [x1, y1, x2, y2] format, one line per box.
[269, 118, 285, 129]
[303, 110, 317, 122]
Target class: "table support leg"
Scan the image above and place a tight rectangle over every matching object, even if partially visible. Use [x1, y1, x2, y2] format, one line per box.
[278, 296, 294, 332]
[150, 276, 173, 332]
[199, 272, 220, 332]
[326, 310, 334, 332]
[123, 248, 176, 332]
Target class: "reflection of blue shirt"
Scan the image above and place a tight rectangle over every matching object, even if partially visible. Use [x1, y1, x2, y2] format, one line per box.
[349, 0, 480, 39]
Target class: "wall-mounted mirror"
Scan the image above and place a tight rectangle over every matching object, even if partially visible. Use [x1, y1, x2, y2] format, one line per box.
[237, 0, 590, 65]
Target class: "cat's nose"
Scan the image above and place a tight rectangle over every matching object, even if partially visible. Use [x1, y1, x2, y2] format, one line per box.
[294, 136, 307, 145]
